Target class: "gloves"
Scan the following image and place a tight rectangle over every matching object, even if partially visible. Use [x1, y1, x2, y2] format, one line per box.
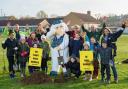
[122, 23, 126, 29]
[21, 51, 28, 57]
[2, 41, 5, 44]
[14, 47, 18, 50]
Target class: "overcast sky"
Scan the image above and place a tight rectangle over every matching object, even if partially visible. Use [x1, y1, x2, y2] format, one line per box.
[0, 0, 128, 18]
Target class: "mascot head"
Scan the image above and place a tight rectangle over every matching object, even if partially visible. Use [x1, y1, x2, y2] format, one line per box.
[50, 20, 69, 35]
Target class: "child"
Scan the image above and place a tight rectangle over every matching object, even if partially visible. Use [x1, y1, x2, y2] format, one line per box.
[31, 43, 40, 72]
[70, 33, 83, 58]
[39, 35, 50, 73]
[66, 56, 81, 78]
[83, 43, 93, 81]
[18, 36, 29, 77]
[99, 41, 112, 84]
[2, 31, 18, 78]
[90, 37, 100, 79]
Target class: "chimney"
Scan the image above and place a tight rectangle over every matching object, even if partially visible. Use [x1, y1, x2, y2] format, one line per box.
[87, 11, 91, 16]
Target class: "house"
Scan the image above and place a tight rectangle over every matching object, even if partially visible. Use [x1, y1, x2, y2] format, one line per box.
[63, 11, 100, 29]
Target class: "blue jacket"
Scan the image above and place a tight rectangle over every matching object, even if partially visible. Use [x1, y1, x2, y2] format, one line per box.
[70, 39, 83, 58]
[99, 47, 112, 64]
[101, 29, 124, 48]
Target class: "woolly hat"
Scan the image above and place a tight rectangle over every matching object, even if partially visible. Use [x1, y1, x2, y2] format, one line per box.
[41, 35, 46, 39]
[83, 42, 90, 47]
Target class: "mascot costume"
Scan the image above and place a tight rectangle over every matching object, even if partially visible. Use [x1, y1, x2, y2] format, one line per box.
[46, 21, 69, 76]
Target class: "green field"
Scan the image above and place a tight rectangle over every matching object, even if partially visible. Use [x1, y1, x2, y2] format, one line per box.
[0, 35, 128, 89]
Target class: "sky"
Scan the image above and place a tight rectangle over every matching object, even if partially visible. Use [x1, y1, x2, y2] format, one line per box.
[0, 0, 128, 18]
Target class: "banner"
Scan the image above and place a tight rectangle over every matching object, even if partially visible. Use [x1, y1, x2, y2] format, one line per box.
[80, 51, 94, 71]
[28, 48, 43, 67]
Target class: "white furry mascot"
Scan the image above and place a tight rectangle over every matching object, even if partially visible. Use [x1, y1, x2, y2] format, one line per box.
[46, 22, 69, 76]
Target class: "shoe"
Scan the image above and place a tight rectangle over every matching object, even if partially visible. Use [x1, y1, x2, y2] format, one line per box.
[83, 77, 87, 80]
[96, 76, 98, 79]
[106, 80, 110, 84]
[89, 77, 92, 81]
[21, 74, 24, 78]
[10, 73, 15, 79]
[114, 79, 118, 84]
[100, 79, 105, 83]
[9, 74, 13, 79]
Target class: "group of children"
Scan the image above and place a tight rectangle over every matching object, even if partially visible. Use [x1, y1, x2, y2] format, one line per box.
[1, 21, 126, 84]
[2, 23, 50, 78]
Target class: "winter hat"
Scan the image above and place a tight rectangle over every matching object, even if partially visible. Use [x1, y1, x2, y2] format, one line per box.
[83, 42, 90, 48]
[41, 35, 46, 39]
[31, 32, 35, 35]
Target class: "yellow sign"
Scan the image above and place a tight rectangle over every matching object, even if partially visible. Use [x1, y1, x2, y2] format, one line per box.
[80, 51, 94, 71]
[28, 48, 43, 67]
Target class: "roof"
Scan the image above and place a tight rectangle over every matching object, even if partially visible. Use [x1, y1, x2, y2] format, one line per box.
[0, 16, 10, 20]
[67, 12, 99, 23]
[0, 17, 63, 26]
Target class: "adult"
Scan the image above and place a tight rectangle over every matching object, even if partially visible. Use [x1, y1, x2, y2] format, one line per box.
[2, 31, 18, 78]
[2, 22, 12, 37]
[66, 25, 84, 56]
[26, 32, 39, 47]
[101, 23, 126, 83]
[26, 32, 39, 74]
[14, 24, 21, 71]
[81, 23, 106, 41]
[21, 24, 31, 38]
[14, 24, 21, 42]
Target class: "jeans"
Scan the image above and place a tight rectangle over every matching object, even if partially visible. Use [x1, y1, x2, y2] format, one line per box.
[111, 62, 118, 80]
[101, 64, 110, 81]
[7, 56, 15, 74]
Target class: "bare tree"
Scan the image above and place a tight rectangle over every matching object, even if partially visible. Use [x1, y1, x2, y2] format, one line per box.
[36, 10, 48, 19]
[8, 16, 17, 20]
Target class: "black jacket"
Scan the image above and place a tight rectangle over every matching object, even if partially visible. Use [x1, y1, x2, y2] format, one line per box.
[2, 38, 18, 56]
[66, 60, 80, 72]
[101, 29, 124, 48]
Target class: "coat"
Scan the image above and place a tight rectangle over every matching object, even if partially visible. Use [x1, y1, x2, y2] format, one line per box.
[2, 38, 18, 56]
[81, 25, 104, 41]
[39, 41, 50, 59]
[70, 39, 83, 58]
[26, 37, 39, 47]
[99, 47, 112, 64]
[18, 42, 29, 63]
[101, 28, 125, 57]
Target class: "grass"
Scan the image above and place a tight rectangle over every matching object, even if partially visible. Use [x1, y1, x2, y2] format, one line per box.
[0, 35, 128, 89]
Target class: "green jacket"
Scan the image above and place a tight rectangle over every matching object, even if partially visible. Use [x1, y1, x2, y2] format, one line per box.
[39, 41, 50, 59]
[2, 26, 12, 37]
[18, 43, 29, 63]
[81, 25, 105, 41]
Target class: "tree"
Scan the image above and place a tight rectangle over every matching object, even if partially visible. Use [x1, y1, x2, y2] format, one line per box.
[36, 10, 48, 19]
[8, 16, 17, 20]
